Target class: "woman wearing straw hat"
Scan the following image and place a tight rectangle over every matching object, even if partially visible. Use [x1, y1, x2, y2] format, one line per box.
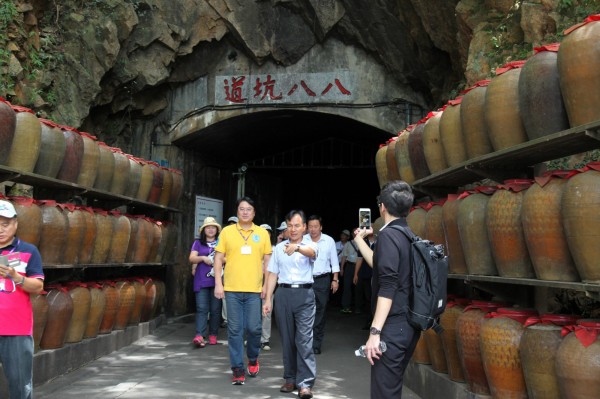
[189, 216, 223, 347]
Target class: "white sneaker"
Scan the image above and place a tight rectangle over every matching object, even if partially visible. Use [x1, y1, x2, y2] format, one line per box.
[261, 342, 271, 351]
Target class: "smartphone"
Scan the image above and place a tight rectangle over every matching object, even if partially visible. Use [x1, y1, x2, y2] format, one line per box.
[359, 208, 371, 229]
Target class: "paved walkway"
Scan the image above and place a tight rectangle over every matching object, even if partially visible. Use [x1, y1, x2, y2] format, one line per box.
[35, 308, 421, 398]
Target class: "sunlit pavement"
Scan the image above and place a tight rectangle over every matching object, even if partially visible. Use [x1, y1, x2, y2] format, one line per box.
[35, 308, 421, 398]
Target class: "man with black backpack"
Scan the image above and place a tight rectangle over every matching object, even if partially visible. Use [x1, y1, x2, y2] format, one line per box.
[353, 181, 421, 398]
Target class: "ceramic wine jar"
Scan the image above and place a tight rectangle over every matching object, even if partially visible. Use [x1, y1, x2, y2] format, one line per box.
[480, 308, 538, 399]
[0, 99, 16, 164]
[518, 44, 569, 139]
[385, 137, 402, 181]
[77, 206, 97, 264]
[440, 298, 469, 382]
[407, 121, 430, 180]
[442, 194, 468, 274]
[461, 80, 494, 159]
[561, 163, 600, 282]
[83, 282, 107, 339]
[37, 200, 68, 265]
[10, 196, 42, 247]
[456, 301, 504, 395]
[394, 128, 416, 184]
[484, 61, 528, 151]
[558, 17, 600, 128]
[7, 107, 41, 172]
[520, 314, 580, 399]
[39, 285, 73, 350]
[77, 132, 100, 187]
[56, 128, 84, 183]
[486, 180, 535, 278]
[422, 111, 448, 174]
[375, 143, 389, 189]
[98, 281, 120, 334]
[94, 142, 115, 192]
[34, 119, 66, 178]
[522, 172, 580, 281]
[439, 98, 467, 166]
[555, 319, 600, 398]
[64, 283, 91, 343]
[457, 188, 498, 275]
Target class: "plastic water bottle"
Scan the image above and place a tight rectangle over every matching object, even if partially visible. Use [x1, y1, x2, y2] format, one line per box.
[355, 341, 387, 357]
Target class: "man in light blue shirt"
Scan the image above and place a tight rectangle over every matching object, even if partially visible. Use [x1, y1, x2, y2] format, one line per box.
[263, 210, 318, 399]
[305, 215, 340, 355]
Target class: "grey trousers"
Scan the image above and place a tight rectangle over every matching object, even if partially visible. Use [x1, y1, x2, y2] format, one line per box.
[274, 286, 317, 389]
[312, 274, 330, 350]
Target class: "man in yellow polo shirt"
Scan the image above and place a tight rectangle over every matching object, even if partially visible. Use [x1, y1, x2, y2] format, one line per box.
[214, 196, 272, 385]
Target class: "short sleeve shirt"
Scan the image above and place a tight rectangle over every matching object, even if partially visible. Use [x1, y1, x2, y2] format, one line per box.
[0, 238, 44, 336]
[215, 223, 272, 293]
[341, 241, 359, 263]
[268, 236, 318, 284]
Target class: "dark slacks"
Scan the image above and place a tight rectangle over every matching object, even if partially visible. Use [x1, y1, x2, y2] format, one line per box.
[274, 286, 317, 389]
[370, 317, 419, 399]
[312, 274, 330, 350]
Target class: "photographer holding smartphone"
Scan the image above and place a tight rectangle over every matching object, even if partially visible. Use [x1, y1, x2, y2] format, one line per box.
[0, 200, 44, 399]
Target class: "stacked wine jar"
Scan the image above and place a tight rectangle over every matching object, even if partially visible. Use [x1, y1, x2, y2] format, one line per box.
[377, 14, 600, 399]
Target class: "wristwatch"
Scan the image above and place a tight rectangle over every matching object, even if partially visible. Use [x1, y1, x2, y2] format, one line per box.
[332, 280, 339, 283]
[295, 244, 300, 252]
[370, 327, 382, 335]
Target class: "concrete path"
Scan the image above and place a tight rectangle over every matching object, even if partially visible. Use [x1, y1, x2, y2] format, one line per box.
[35, 309, 421, 398]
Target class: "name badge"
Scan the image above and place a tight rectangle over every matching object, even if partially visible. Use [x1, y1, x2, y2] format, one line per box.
[241, 245, 252, 255]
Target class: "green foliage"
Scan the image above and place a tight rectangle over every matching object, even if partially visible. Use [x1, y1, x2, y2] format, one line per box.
[546, 149, 600, 171]
[0, 1, 17, 32]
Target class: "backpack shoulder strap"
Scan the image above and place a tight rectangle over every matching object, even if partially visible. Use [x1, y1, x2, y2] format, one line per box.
[388, 225, 416, 242]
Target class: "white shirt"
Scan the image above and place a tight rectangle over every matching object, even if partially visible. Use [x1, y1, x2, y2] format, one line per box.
[267, 237, 318, 284]
[304, 233, 340, 276]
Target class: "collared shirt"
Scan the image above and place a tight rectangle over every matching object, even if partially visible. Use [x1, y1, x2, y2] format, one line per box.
[0, 237, 44, 336]
[341, 240, 360, 263]
[268, 236, 318, 284]
[304, 233, 340, 276]
[215, 223, 272, 293]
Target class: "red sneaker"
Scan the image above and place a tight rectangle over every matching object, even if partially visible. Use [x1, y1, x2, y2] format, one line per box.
[193, 335, 206, 348]
[232, 368, 245, 385]
[247, 359, 260, 377]
[208, 335, 218, 345]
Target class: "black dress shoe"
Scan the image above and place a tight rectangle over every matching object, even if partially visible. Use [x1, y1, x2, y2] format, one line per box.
[280, 382, 296, 393]
[298, 387, 313, 399]
[313, 348, 321, 354]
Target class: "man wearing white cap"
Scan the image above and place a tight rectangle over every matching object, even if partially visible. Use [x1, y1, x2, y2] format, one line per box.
[0, 200, 44, 399]
[276, 221, 289, 244]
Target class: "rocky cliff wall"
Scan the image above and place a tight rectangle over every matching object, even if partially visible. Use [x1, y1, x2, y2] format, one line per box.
[3, 0, 597, 144]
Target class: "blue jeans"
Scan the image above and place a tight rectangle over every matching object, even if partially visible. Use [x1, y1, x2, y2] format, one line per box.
[225, 292, 262, 370]
[0, 335, 33, 399]
[195, 287, 222, 337]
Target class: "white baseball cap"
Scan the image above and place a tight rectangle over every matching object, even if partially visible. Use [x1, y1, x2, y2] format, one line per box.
[227, 216, 239, 223]
[0, 200, 17, 218]
[276, 221, 287, 231]
[260, 224, 272, 231]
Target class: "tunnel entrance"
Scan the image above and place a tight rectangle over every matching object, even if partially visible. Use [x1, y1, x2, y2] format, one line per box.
[176, 109, 398, 236]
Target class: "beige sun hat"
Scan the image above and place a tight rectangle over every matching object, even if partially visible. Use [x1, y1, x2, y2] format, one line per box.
[200, 216, 222, 233]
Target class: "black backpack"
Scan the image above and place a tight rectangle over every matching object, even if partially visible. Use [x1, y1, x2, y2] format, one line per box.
[389, 225, 448, 334]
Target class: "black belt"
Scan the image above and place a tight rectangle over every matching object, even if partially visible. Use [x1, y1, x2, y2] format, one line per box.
[278, 283, 313, 289]
[313, 273, 330, 280]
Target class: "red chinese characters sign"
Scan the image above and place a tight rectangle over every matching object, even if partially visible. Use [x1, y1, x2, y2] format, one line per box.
[217, 72, 355, 105]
